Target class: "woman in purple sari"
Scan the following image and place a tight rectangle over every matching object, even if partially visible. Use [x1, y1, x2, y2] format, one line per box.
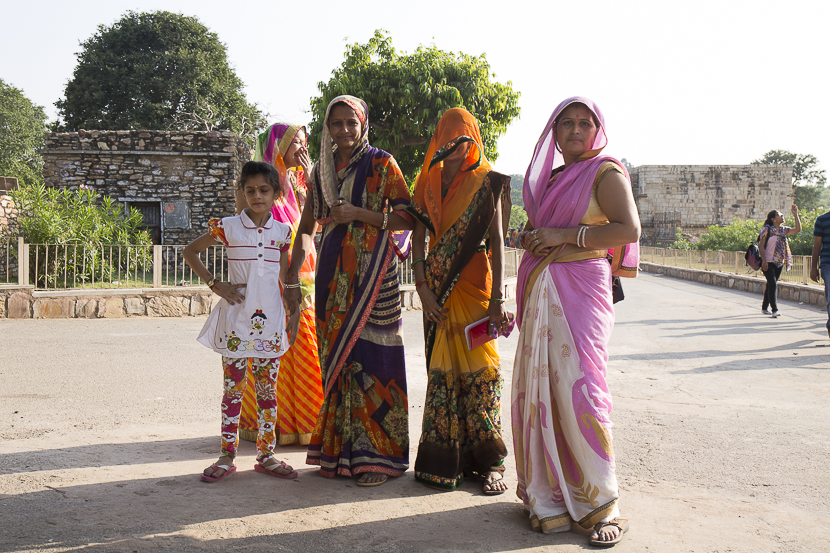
[283, 95, 414, 486]
[511, 97, 640, 547]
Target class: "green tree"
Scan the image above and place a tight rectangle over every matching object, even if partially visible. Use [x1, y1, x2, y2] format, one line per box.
[752, 150, 827, 211]
[0, 79, 48, 186]
[308, 30, 521, 183]
[56, 11, 265, 141]
[509, 174, 524, 208]
[509, 205, 528, 230]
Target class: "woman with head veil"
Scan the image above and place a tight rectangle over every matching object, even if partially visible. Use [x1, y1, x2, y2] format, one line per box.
[283, 96, 414, 486]
[235, 123, 324, 448]
[512, 97, 640, 547]
[408, 107, 512, 494]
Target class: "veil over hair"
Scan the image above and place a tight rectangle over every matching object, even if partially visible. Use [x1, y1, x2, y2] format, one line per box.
[316, 95, 370, 208]
[522, 97, 607, 224]
[412, 107, 492, 238]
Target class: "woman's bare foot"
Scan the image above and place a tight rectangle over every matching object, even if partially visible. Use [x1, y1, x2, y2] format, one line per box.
[203, 455, 234, 478]
[482, 470, 507, 495]
[356, 472, 388, 486]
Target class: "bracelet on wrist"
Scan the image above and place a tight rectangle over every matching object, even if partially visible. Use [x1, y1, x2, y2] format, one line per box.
[412, 258, 425, 265]
[381, 208, 389, 230]
[415, 279, 428, 289]
[283, 281, 302, 289]
[206, 277, 218, 289]
[489, 297, 506, 303]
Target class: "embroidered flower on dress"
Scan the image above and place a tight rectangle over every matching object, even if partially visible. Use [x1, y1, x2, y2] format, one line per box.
[561, 344, 571, 357]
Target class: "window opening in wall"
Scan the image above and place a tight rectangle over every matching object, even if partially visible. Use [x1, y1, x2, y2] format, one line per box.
[128, 201, 162, 245]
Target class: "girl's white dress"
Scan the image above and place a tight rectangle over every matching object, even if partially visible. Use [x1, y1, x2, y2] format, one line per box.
[197, 210, 293, 359]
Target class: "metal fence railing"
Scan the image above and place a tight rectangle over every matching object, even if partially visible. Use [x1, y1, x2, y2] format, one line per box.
[0, 238, 17, 284]
[641, 246, 821, 287]
[3, 238, 522, 291]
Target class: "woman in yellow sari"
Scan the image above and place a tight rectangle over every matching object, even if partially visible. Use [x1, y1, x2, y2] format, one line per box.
[409, 108, 512, 493]
[236, 123, 324, 447]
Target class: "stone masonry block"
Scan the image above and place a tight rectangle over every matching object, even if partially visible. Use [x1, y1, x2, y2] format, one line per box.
[8, 292, 32, 318]
[147, 296, 188, 317]
[98, 297, 125, 318]
[75, 299, 97, 318]
[124, 297, 146, 315]
[189, 293, 211, 316]
[33, 298, 75, 319]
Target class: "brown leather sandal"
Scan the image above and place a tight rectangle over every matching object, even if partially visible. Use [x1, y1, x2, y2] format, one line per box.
[588, 518, 629, 547]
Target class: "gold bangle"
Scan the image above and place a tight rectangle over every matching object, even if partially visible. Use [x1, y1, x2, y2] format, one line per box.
[381, 209, 389, 230]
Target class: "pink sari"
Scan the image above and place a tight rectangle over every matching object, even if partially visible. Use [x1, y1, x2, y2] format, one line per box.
[511, 97, 638, 533]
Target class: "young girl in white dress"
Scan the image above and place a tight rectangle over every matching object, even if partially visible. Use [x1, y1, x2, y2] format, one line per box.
[184, 161, 301, 482]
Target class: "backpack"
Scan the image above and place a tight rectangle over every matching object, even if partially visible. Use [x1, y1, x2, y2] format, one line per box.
[745, 229, 770, 271]
[745, 244, 762, 271]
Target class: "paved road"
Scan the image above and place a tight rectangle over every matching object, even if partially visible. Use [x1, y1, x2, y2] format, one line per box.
[1, 273, 828, 552]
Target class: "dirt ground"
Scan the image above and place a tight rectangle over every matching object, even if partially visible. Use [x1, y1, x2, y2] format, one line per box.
[1, 273, 829, 553]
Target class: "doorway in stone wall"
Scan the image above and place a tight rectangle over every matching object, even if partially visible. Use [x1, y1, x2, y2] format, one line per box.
[128, 201, 162, 245]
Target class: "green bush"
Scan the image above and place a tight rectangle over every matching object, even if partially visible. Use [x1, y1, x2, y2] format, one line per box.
[9, 184, 151, 287]
[669, 209, 826, 256]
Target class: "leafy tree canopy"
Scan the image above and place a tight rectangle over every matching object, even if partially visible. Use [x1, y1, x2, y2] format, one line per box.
[308, 30, 521, 183]
[56, 11, 264, 140]
[0, 79, 48, 186]
[752, 150, 827, 211]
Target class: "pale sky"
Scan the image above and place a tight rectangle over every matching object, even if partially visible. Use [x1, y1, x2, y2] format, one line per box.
[2, 0, 828, 177]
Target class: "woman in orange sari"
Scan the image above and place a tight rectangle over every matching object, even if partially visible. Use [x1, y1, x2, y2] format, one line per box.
[409, 108, 512, 493]
[236, 123, 324, 447]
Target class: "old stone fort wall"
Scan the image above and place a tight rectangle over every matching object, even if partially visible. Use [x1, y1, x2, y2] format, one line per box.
[630, 164, 793, 245]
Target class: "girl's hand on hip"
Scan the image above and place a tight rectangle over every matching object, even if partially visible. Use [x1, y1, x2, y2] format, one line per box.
[213, 282, 246, 305]
[418, 284, 448, 324]
[523, 227, 560, 257]
[331, 200, 359, 225]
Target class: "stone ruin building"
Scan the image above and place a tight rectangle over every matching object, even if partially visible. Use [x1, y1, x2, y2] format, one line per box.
[630, 164, 793, 246]
[42, 130, 250, 245]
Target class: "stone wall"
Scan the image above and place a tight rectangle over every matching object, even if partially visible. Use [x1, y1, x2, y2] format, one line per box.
[0, 285, 214, 319]
[631, 165, 793, 245]
[0, 177, 19, 238]
[42, 130, 251, 245]
[639, 262, 826, 307]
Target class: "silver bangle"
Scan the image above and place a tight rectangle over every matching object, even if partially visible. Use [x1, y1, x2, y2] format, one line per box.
[577, 226, 588, 248]
[381, 209, 389, 230]
[283, 281, 301, 289]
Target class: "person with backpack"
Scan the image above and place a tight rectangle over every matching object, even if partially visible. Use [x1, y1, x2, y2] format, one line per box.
[759, 205, 801, 318]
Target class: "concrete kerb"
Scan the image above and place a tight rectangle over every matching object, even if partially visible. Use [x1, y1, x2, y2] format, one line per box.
[640, 262, 827, 307]
[1, 277, 520, 319]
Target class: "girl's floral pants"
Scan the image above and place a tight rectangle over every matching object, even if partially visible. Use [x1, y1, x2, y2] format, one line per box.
[220, 356, 279, 461]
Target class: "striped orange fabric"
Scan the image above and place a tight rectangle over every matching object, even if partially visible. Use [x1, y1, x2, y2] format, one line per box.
[239, 309, 323, 445]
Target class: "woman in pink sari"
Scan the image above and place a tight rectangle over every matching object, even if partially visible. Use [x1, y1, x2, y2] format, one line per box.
[512, 97, 640, 547]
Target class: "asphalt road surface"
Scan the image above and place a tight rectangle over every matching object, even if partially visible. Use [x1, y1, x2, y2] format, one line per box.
[1, 273, 828, 552]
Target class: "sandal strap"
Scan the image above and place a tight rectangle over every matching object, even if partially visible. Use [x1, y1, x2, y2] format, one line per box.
[598, 518, 628, 532]
[211, 463, 233, 471]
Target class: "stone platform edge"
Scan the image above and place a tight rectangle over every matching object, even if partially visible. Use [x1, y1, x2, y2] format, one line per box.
[0, 277, 519, 319]
[639, 262, 827, 307]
